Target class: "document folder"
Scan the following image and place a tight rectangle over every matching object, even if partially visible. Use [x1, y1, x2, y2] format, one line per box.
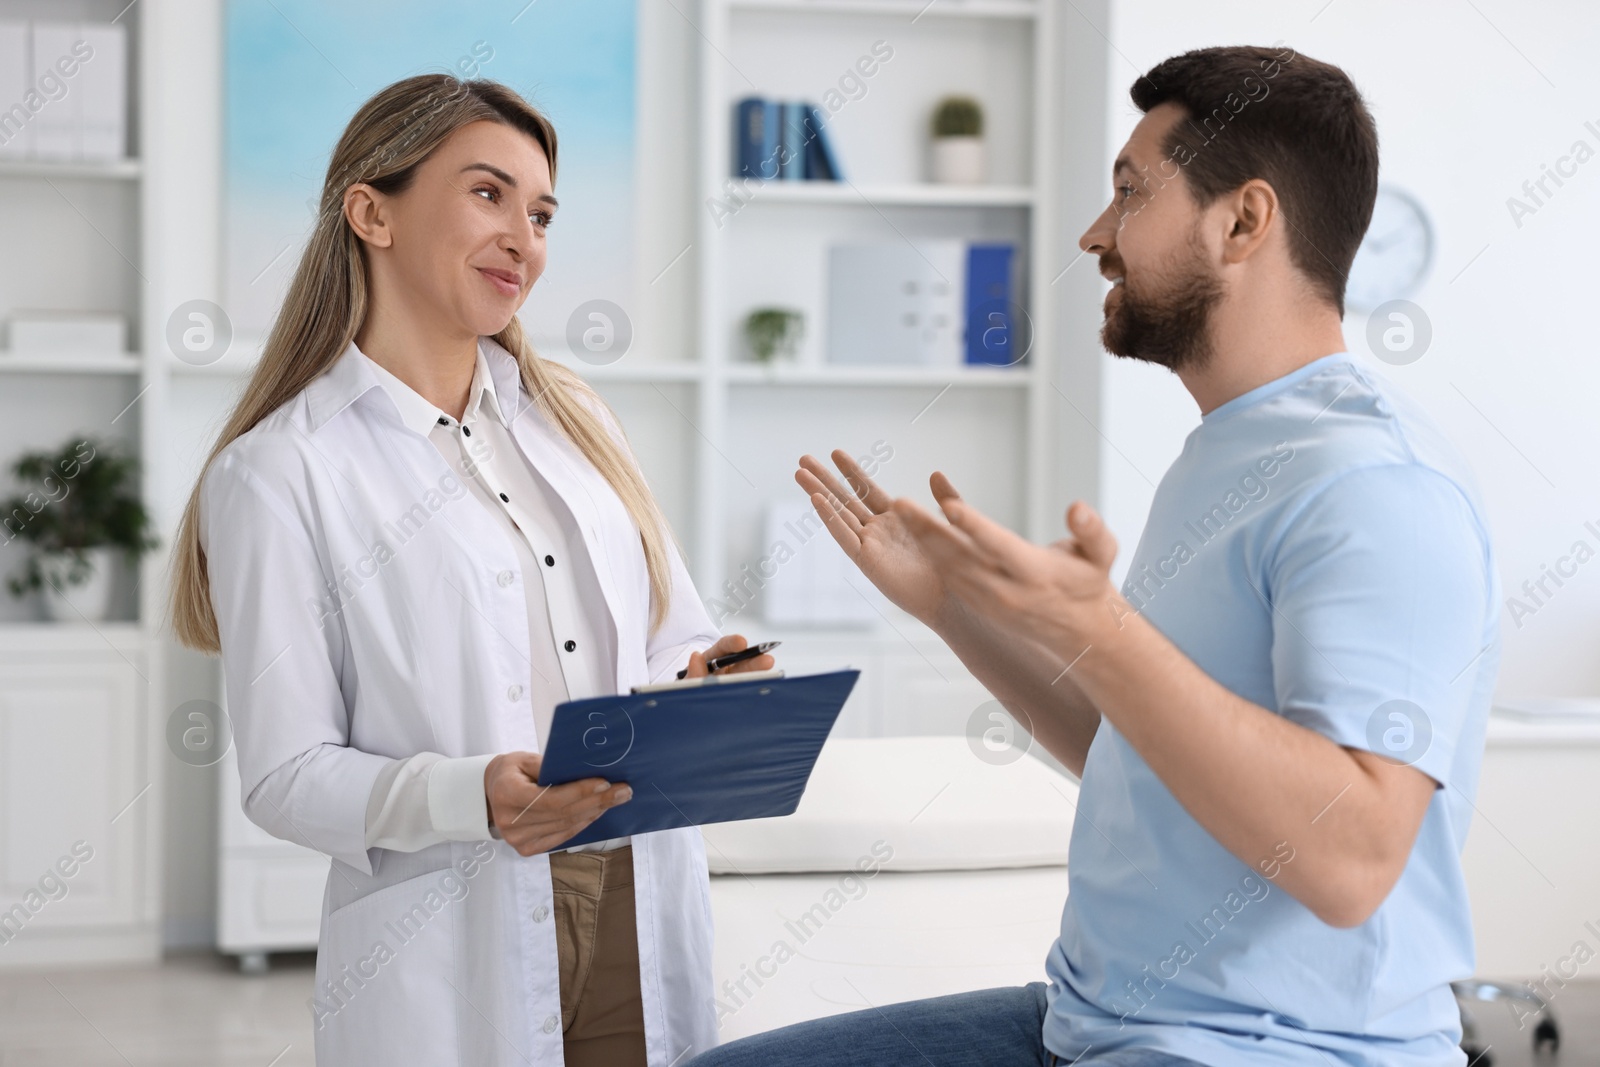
[536, 669, 860, 849]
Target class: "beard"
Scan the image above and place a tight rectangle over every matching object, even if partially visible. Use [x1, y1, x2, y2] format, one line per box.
[1099, 233, 1222, 372]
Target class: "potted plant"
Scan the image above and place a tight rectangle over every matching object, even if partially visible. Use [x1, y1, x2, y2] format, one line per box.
[930, 95, 986, 184]
[742, 307, 805, 364]
[2, 437, 159, 623]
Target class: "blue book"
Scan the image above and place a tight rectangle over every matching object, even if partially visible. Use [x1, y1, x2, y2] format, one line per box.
[779, 101, 807, 180]
[965, 243, 1018, 365]
[735, 97, 780, 180]
[803, 103, 844, 181]
[537, 669, 860, 849]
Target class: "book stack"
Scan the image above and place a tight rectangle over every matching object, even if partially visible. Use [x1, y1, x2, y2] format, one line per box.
[734, 97, 843, 182]
[0, 20, 127, 162]
[827, 241, 1019, 367]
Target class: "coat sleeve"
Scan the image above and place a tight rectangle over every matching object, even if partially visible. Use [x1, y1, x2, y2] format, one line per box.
[201, 447, 396, 875]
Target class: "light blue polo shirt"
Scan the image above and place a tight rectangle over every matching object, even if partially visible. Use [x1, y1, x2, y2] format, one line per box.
[1042, 352, 1500, 1066]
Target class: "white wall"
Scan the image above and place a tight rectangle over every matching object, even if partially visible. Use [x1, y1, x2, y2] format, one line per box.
[1098, 0, 1600, 701]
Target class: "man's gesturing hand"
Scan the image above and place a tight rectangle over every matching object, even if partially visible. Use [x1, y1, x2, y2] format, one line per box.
[484, 752, 632, 856]
[893, 486, 1122, 654]
[794, 450, 962, 627]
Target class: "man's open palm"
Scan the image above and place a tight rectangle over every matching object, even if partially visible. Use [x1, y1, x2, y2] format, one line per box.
[794, 451, 957, 626]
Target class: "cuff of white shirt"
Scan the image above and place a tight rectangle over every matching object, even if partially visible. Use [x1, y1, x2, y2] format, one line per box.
[427, 754, 498, 840]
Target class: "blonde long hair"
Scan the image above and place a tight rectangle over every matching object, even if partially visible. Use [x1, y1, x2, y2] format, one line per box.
[168, 75, 676, 653]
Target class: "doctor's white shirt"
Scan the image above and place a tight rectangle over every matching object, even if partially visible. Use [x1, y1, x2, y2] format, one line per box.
[198, 335, 723, 1066]
[359, 342, 629, 854]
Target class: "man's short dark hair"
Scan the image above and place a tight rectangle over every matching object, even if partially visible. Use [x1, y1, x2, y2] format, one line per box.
[1130, 45, 1379, 316]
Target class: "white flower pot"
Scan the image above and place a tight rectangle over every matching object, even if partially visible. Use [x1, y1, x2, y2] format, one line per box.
[931, 136, 987, 185]
[37, 547, 117, 623]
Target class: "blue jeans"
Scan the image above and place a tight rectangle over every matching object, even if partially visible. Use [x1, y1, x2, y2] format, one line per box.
[685, 983, 1208, 1067]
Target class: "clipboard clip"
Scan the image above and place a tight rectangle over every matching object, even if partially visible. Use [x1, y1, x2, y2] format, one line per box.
[630, 667, 786, 695]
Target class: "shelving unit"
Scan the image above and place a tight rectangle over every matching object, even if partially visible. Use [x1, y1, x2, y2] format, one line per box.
[574, 0, 1089, 739]
[686, 0, 1061, 635]
[0, 0, 168, 967]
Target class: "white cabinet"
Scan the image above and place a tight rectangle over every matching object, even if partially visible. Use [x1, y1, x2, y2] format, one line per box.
[0, 624, 155, 966]
[214, 695, 329, 971]
[1462, 716, 1600, 979]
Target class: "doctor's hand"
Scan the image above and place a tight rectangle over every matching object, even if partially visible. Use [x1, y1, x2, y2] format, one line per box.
[483, 752, 632, 856]
[681, 633, 776, 677]
[794, 451, 957, 627]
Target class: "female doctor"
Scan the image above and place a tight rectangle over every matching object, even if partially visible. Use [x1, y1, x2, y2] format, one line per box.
[167, 75, 772, 1067]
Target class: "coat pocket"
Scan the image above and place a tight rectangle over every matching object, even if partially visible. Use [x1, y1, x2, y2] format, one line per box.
[312, 866, 462, 1064]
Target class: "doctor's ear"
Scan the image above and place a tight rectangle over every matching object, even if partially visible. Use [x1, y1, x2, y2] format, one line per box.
[343, 183, 394, 249]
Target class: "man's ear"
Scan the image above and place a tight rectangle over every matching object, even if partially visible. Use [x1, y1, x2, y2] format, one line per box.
[343, 182, 393, 249]
[1219, 178, 1279, 266]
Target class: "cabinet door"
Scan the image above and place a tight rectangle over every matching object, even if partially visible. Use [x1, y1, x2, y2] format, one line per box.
[0, 653, 144, 929]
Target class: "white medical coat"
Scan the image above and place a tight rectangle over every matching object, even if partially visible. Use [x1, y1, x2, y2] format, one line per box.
[198, 337, 722, 1065]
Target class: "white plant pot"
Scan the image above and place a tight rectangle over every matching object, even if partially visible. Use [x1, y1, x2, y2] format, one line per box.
[37, 547, 117, 623]
[931, 136, 987, 184]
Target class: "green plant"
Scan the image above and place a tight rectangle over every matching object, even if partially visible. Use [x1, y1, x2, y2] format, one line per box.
[743, 307, 805, 363]
[932, 95, 984, 138]
[2, 436, 159, 597]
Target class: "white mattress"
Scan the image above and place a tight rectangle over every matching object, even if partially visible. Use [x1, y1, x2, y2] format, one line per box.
[702, 737, 1078, 873]
[707, 865, 1071, 1042]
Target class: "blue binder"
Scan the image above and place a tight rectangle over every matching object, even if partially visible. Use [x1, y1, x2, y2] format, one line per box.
[536, 669, 860, 849]
[734, 97, 780, 180]
[965, 243, 1018, 365]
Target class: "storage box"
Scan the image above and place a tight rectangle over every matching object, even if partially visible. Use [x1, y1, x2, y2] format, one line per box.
[0, 21, 31, 159]
[827, 241, 966, 367]
[15, 21, 126, 162]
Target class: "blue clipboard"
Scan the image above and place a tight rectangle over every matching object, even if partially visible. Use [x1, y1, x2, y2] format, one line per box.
[536, 669, 860, 850]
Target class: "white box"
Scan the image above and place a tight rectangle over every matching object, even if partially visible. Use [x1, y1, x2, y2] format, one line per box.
[827, 241, 966, 367]
[24, 22, 122, 162]
[28, 22, 77, 160]
[75, 23, 125, 161]
[8, 311, 127, 353]
[0, 21, 31, 158]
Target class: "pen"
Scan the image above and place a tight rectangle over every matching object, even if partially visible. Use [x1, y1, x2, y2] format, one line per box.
[675, 640, 782, 680]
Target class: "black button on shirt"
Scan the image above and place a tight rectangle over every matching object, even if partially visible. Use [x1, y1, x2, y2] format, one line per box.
[544, 555, 555, 567]
[563, 639, 576, 652]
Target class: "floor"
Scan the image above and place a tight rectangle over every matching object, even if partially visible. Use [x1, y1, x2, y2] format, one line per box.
[0, 953, 1592, 1066]
[0, 952, 318, 1067]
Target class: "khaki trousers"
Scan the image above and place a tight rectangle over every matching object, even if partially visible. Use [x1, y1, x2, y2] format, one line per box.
[549, 844, 648, 1067]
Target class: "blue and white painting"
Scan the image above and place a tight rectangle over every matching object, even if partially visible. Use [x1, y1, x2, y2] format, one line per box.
[225, 0, 637, 351]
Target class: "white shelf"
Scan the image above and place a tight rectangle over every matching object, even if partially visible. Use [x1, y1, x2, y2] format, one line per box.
[166, 350, 707, 385]
[0, 157, 142, 181]
[0, 621, 146, 653]
[739, 180, 1035, 208]
[725, 362, 1031, 386]
[729, 0, 1039, 19]
[555, 359, 703, 384]
[0, 351, 142, 374]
